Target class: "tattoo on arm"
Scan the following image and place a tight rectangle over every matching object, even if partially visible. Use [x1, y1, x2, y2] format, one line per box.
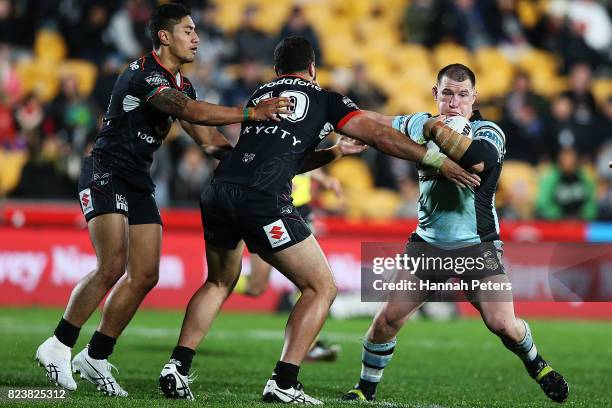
[148, 88, 189, 118]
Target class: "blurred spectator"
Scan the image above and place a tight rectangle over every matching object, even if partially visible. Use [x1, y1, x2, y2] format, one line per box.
[61, 2, 116, 64]
[232, 4, 274, 64]
[562, 63, 600, 124]
[555, 63, 602, 159]
[9, 135, 74, 199]
[439, 0, 492, 50]
[402, 0, 441, 47]
[221, 59, 264, 107]
[189, 61, 223, 104]
[49, 75, 96, 155]
[528, 4, 603, 71]
[0, 44, 21, 106]
[0, 0, 38, 49]
[565, 0, 611, 57]
[483, 0, 529, 50]
[171, 143, 214, 204]
[108, 0, 151, 59]
[347, 63, 387, 111]
[277, 6, 322, 66]
[14, 93, 45, 147]
[0, 90, 18, 148]
[502, 70, 549, 163]
[195, 3, 233, 66]
[535, 147, 597, 220]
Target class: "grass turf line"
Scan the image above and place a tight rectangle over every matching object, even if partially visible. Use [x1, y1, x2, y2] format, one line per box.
[0, 307, 611, 407]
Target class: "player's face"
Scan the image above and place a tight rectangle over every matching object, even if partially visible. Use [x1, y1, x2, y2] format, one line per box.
[432, 76, 476, 118]
[169, 16, 199, 63]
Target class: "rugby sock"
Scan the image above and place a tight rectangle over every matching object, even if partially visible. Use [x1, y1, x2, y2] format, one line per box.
[170, 346, 196, 376]
[88, 331, 116, 360]
[272, 361, 299, 389]
[54, 318, 80, 348]
[501, 320, 537, 363]
[358, 338, 396, 396]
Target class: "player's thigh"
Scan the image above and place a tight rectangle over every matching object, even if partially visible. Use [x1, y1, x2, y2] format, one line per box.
[88, 213, 129, 272]
[200, 183, 242, 253]
[467, 274, 516, 324]
[127, 223, 162, 281]
[205, 241, 246, 287]
[258, 235, 335, 293]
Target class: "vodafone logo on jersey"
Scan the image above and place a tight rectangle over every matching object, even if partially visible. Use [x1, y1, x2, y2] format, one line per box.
[264, 220, 291, 248]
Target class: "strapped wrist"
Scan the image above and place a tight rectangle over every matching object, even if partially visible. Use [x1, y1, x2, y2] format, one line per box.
[422, 149, 446, 169]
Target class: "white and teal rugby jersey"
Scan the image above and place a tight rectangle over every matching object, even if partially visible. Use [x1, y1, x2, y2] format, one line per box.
[392, 111, 506, 244]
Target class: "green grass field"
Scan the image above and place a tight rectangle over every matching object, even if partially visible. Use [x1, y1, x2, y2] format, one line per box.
[1, 307, 610, 407]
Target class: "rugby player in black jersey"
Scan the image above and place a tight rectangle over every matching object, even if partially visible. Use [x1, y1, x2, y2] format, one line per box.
[158, 36, 480, 403]
[34, 3, 291, 396]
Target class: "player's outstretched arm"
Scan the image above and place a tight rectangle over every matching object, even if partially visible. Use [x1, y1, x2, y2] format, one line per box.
[149, 88, 292, 125]
[359, 110, 395, 127]
[298, 135, 368, 174]
[179, 120, 233, 160]
[338, 114, 480, 187]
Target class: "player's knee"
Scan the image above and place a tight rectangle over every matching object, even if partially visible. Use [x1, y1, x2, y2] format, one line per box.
[130, 269, 159, 292]
[96, 259, 127, 288]
[315, 278, 337, 303]
[484, 312, 514, 336]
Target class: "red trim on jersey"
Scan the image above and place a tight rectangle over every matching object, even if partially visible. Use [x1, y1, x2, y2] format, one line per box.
[151, 51, 184, 90]
[146, 85, 170, 102]
[336, 110, 363, 130]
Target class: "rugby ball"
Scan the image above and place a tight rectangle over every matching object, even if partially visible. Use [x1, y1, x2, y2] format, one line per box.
[442, 115, 472, 139]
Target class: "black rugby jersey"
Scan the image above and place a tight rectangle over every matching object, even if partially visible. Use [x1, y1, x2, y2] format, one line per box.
[213, 74, 361, 194]
[93, 51, 196, 190]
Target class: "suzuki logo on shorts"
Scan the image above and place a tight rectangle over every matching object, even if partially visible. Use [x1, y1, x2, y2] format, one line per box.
[242, 153, 255, 163]
[116, 194, 128, 212]
[79, 189, 94, 215]
[263, 219, 291, 248]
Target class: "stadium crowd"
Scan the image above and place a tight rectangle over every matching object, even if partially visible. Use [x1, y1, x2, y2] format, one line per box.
[0, 0, 610, 220]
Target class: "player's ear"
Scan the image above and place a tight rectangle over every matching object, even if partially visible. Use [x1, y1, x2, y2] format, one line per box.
[308, 62, 315, 79]
[274, 65, 279, 76]
[432, 86, 438, 101]
[159, 30, 171, 47]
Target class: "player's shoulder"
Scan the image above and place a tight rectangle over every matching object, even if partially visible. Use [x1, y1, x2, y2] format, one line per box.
[126, 53, 172, 84]
[470, 111, 505, 140]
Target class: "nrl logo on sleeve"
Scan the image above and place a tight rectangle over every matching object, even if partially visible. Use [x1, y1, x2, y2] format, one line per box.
[263, 219, 291, 248]
[145, 72, 171, 86]
[341, 96, 358, 109]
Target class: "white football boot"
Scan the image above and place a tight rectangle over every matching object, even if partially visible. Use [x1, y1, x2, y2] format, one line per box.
[35, 336, 77, 391]
[159, 360, 195, 400]
[262, 379, 322, 404]
[72, 347, 128, 397]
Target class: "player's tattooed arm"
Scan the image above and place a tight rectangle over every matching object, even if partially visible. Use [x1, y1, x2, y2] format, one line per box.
[360, 110, 394, 127]
[148, 88, 293, 125]
[298, 135, 367, 174]
[339, 113, 480, 188]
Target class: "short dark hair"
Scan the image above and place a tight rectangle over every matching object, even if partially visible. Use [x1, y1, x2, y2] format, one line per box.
[437, 64, 476, 88]
[149, 3, 191, 49]
[273, 36, 315, 75]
